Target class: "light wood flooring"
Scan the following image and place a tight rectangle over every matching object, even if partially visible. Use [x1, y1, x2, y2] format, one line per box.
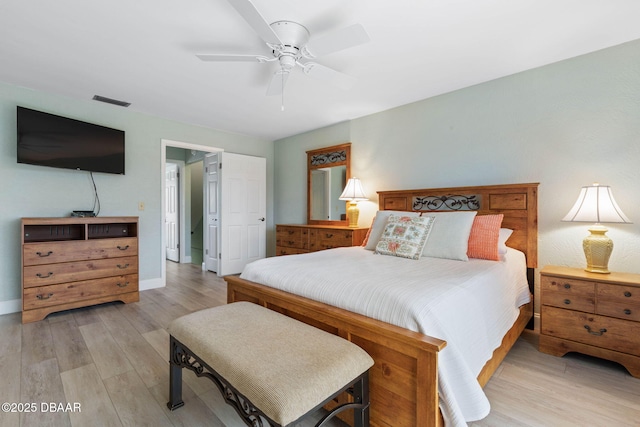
[1, 261, 639, 427]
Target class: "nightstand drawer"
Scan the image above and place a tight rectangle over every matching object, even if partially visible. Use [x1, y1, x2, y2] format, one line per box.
[541, 275, 595, 312]
[542, 306, 640, 356]
[597, 283, 640, 321]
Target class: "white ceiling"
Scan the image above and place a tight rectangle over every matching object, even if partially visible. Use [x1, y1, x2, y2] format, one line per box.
[2, 0, 640, 141]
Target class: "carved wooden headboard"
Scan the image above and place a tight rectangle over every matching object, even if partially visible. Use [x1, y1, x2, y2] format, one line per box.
[377, 183, 539, 269]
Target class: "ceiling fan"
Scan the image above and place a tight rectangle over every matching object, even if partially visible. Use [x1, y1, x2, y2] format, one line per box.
[197, 0, 370, 96]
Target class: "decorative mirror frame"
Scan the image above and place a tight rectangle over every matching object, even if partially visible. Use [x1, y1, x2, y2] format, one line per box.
[307, 143, 351, 225]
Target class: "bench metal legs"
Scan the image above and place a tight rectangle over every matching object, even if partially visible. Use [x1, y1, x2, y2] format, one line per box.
[167, 335, 371, 427]
[315, 372, 370, 427]
[353, 373, 370, 427]
[167, 336, 275, 425]
[167, 337, 185, 411]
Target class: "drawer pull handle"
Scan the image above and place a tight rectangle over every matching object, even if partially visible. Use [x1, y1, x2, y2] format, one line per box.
[36, 293, 54, 300]
[117, 245, 130, 250]
[563, 299, 571, 305]
[584, 325, 607, 336]
[624, 291, 632, 298]
[326, 233, 333, 238]
[36, 251, 53, 257]
[624, 309, 632, 315]
[117, 264, 130, 269]
[36, 272, 53, 279]
[563, 283, 571, 289]
[117, 282, 129, 288]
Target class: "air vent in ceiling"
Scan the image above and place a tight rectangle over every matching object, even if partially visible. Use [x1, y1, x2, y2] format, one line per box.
[92, 95, 131, 107]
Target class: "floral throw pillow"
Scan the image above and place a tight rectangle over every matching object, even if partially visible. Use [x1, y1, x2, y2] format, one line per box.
[375, 215, 435, 260]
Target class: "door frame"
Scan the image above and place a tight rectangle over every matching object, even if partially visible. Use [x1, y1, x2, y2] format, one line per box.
[160, 139, 223, 286]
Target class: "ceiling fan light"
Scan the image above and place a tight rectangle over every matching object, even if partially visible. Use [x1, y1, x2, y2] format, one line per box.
[279, 54, 296, 71]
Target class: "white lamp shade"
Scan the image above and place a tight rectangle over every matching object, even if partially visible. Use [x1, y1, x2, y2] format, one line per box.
[563, 184, 631, 224]
[339, 177, 368, 201]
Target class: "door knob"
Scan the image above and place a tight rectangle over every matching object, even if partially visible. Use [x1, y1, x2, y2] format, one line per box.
[259, 217, 265, 222]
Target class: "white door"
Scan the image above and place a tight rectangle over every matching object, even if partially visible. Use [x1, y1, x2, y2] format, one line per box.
[165, 162, 179, 262]
[203, 153, 219, 272]
[218, 152, 266, 276]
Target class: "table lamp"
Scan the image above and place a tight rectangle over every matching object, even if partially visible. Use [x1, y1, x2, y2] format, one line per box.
[339, 177, 368, 227]
[562, 183, 631, 273]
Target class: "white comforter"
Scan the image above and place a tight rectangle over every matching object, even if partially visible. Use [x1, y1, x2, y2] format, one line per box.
[240, 246, 531, 426]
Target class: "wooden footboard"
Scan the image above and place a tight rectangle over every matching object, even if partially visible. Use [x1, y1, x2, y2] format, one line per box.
[226, 275, 533, 427]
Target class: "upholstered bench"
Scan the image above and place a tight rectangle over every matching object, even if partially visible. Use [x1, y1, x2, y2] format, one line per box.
[166, 302, 374, 427]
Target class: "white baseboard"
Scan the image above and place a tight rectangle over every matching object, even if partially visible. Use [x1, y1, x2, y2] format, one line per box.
[0, 299, 22, 316]
[139, 277, 165, 291]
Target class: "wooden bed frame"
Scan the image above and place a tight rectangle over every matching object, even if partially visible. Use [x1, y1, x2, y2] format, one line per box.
[226, 183, 538, 427]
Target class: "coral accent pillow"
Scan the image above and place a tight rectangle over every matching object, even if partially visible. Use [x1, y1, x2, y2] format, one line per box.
[375, 215, 435, 260]
[467, 214, 504, 261]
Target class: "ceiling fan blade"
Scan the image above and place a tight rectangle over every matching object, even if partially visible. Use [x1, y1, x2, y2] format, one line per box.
[302, 63, 357, 90]
[226, 0, 282, 45]
[196, 53, 270, 62]
[266, 70, 290, 96]
[304, 24, 370, 58]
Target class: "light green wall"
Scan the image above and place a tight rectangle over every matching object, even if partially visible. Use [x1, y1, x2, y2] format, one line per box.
[275, 39, 640, 283]
[0, 82, 273, 309]
[274, 121, 351, 224]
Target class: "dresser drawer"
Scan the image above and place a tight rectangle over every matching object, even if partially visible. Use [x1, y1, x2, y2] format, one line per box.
[23, 237, 138, 266]
[23, 274, 139, 310]
[276, 226, 309, 250]
[541, 305, 640, 356]
[541, 275, 595, 313]
[23, 256, 138, 288]
[309, 229, 354, 251]
[275, 246, 308, 256]
[597, 283, 640, 321]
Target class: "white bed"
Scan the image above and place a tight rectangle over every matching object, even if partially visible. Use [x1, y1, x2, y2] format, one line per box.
[240, 246, 530, 425]
[226, 183, 539, 427]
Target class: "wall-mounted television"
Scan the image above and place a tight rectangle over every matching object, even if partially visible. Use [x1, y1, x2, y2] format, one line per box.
[17, 106, 125, 175]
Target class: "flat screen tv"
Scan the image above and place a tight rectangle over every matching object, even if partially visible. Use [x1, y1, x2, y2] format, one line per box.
[17, 106, 125, 175]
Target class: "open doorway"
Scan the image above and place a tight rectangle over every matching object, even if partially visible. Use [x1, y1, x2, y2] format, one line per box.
[161, 139, 222, 286]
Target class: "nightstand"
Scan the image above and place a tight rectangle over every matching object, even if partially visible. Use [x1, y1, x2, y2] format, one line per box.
[539, 265, 640, 378]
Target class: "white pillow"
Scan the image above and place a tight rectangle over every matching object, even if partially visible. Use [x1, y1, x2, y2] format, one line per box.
[498, 228, 514, 254]
[374, 215, 435, 260]
[421, 211, 478, 261]
[364, 210, 420, 250]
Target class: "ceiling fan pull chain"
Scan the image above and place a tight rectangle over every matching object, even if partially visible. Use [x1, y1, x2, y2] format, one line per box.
[281, 71, 285, 111]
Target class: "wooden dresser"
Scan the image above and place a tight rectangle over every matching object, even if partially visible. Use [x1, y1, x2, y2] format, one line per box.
[539, 265, 640, 378]
[21, 216, 139, 323]
[275, 224, 369, 256]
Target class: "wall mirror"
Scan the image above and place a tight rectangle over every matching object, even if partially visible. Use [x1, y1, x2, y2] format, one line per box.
[307, 143, 351, 225]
